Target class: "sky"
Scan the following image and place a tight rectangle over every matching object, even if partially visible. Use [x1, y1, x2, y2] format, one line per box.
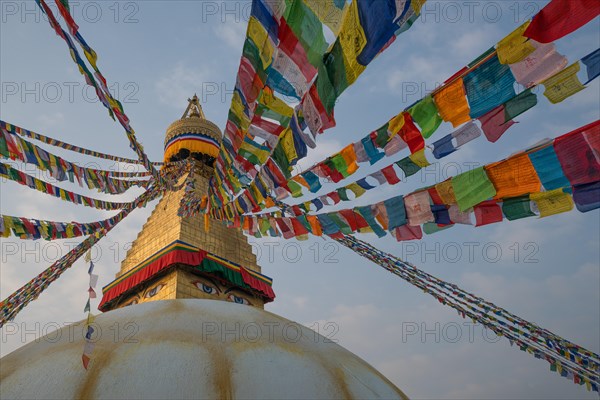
[1, 1, 599, 399]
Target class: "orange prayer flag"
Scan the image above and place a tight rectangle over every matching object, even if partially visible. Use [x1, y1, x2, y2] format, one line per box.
[340, 144, 359, 175]
[307, 215, 323, 236]
[485, 153, 542, 199]
[265, 197, 275, 208]
[433, 78, 471, 127]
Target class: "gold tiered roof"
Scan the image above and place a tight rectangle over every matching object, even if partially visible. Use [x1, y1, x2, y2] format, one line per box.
[163, 95, 222, 162]
[99, 97, 274, 311]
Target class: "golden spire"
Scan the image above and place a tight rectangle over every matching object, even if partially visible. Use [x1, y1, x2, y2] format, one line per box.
[181, 94, 206, 119]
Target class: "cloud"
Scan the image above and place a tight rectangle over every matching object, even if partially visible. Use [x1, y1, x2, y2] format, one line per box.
[214, 21, 246, 50]
[155, 63, 213, 107]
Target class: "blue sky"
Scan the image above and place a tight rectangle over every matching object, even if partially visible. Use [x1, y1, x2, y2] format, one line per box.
[1, 1, 599, 398]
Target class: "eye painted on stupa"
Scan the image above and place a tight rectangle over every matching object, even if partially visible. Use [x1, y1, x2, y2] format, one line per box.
[227, 294, 251, 305]
[125, 298, 139, 307]
[145, 284, 165, 298]
[192, 280, 219, 295]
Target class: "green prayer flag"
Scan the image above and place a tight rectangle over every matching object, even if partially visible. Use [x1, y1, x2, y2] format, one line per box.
[423, 222, 454, 235]
[331, 154, 350, 177]
[0, 135, 9, 158]
[396, 156, 421, 177]
[504, 89, 537, 121]
[324, 39, 349, 97]
[502, 195, 535, 220]
[287, 180, 304, 198]
[84, 299, 90, 313]
[316, 64, 337, 114]
[452, 167, 497, 212]
[272, 144, 291, 178]
[375, 123, 390, 148]
[337, 187, 350, 201]
[328, 212, 353, 234]
[285, 0, 327, 67]
[408, 95, 443, 138]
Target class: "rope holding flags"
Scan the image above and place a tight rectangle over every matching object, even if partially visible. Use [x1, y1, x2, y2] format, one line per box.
[336, 235, 599, 390]
[82, 250, 98, 369]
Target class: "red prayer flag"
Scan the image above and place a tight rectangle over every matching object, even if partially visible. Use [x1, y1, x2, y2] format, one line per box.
[478, 106, 515, 143]
[554, 122, 600, 186]
[398, 114, 425, 153]
[474, 200, 504, 226]
[524, 0, 600, 43]
[394, 225, 423, 241]
[381, 165, 401, 184]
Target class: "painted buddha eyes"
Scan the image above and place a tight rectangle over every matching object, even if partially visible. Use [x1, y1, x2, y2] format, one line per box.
[125, 298, 139, 307]
[193, 281, 219, 295]
[145, 284, 164, 298]
[228, 294, 250, 305]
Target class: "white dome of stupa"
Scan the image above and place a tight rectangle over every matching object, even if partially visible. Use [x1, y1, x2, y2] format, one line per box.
[0, 300, 407, 399]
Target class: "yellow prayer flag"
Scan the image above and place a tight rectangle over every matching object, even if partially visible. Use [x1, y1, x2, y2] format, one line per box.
[530, 189, 574, 217]
[542, 62, 586, 104]
[260, 88, 293, 117]
[436, 180, 457, 204]
[496, 21, 536, 64]
[231, 91, 246, 120]
[280, 129, 298, 163]
[433, 79, 471, 127]
[346, 182, 366, 198]
[388, 112, 406, 135]
[411, 0, 426, 14]
[247, 16, 273, 68]
[337, 0, 367, 85]
[409, 149, 430, 168]
[304, 0, 347, 35]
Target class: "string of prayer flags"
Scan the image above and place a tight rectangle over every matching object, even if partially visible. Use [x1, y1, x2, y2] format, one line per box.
[0, 120, 155, 165]
[337, 235, 600, 389]
[36, 0, 160, 181]
[0, 162, 131, 211]
[581, 48, 600, 84]
[542, 63, 586, 104]
[523, 0, 600, 44]
[82, 250, 98, 369]
[1, 128, 145, 194]
[1, 214, 125, 240]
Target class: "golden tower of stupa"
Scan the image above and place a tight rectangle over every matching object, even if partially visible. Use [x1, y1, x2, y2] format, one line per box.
[98, 95, 275, 311]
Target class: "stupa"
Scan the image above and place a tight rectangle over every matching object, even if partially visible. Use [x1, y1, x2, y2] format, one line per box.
[0, 97, 408, 400]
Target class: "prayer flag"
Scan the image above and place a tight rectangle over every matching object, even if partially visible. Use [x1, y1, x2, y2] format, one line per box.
[452, 167, 497, 211]
[531, 189, 574, 217]
[523, 0, 600, 43]
[542, 63, 585, 104]
[433, 78, 471, 127]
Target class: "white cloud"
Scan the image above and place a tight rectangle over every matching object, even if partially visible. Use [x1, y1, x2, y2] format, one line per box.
[155, 63, 213, 107]
[214, 21, 246, 50]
